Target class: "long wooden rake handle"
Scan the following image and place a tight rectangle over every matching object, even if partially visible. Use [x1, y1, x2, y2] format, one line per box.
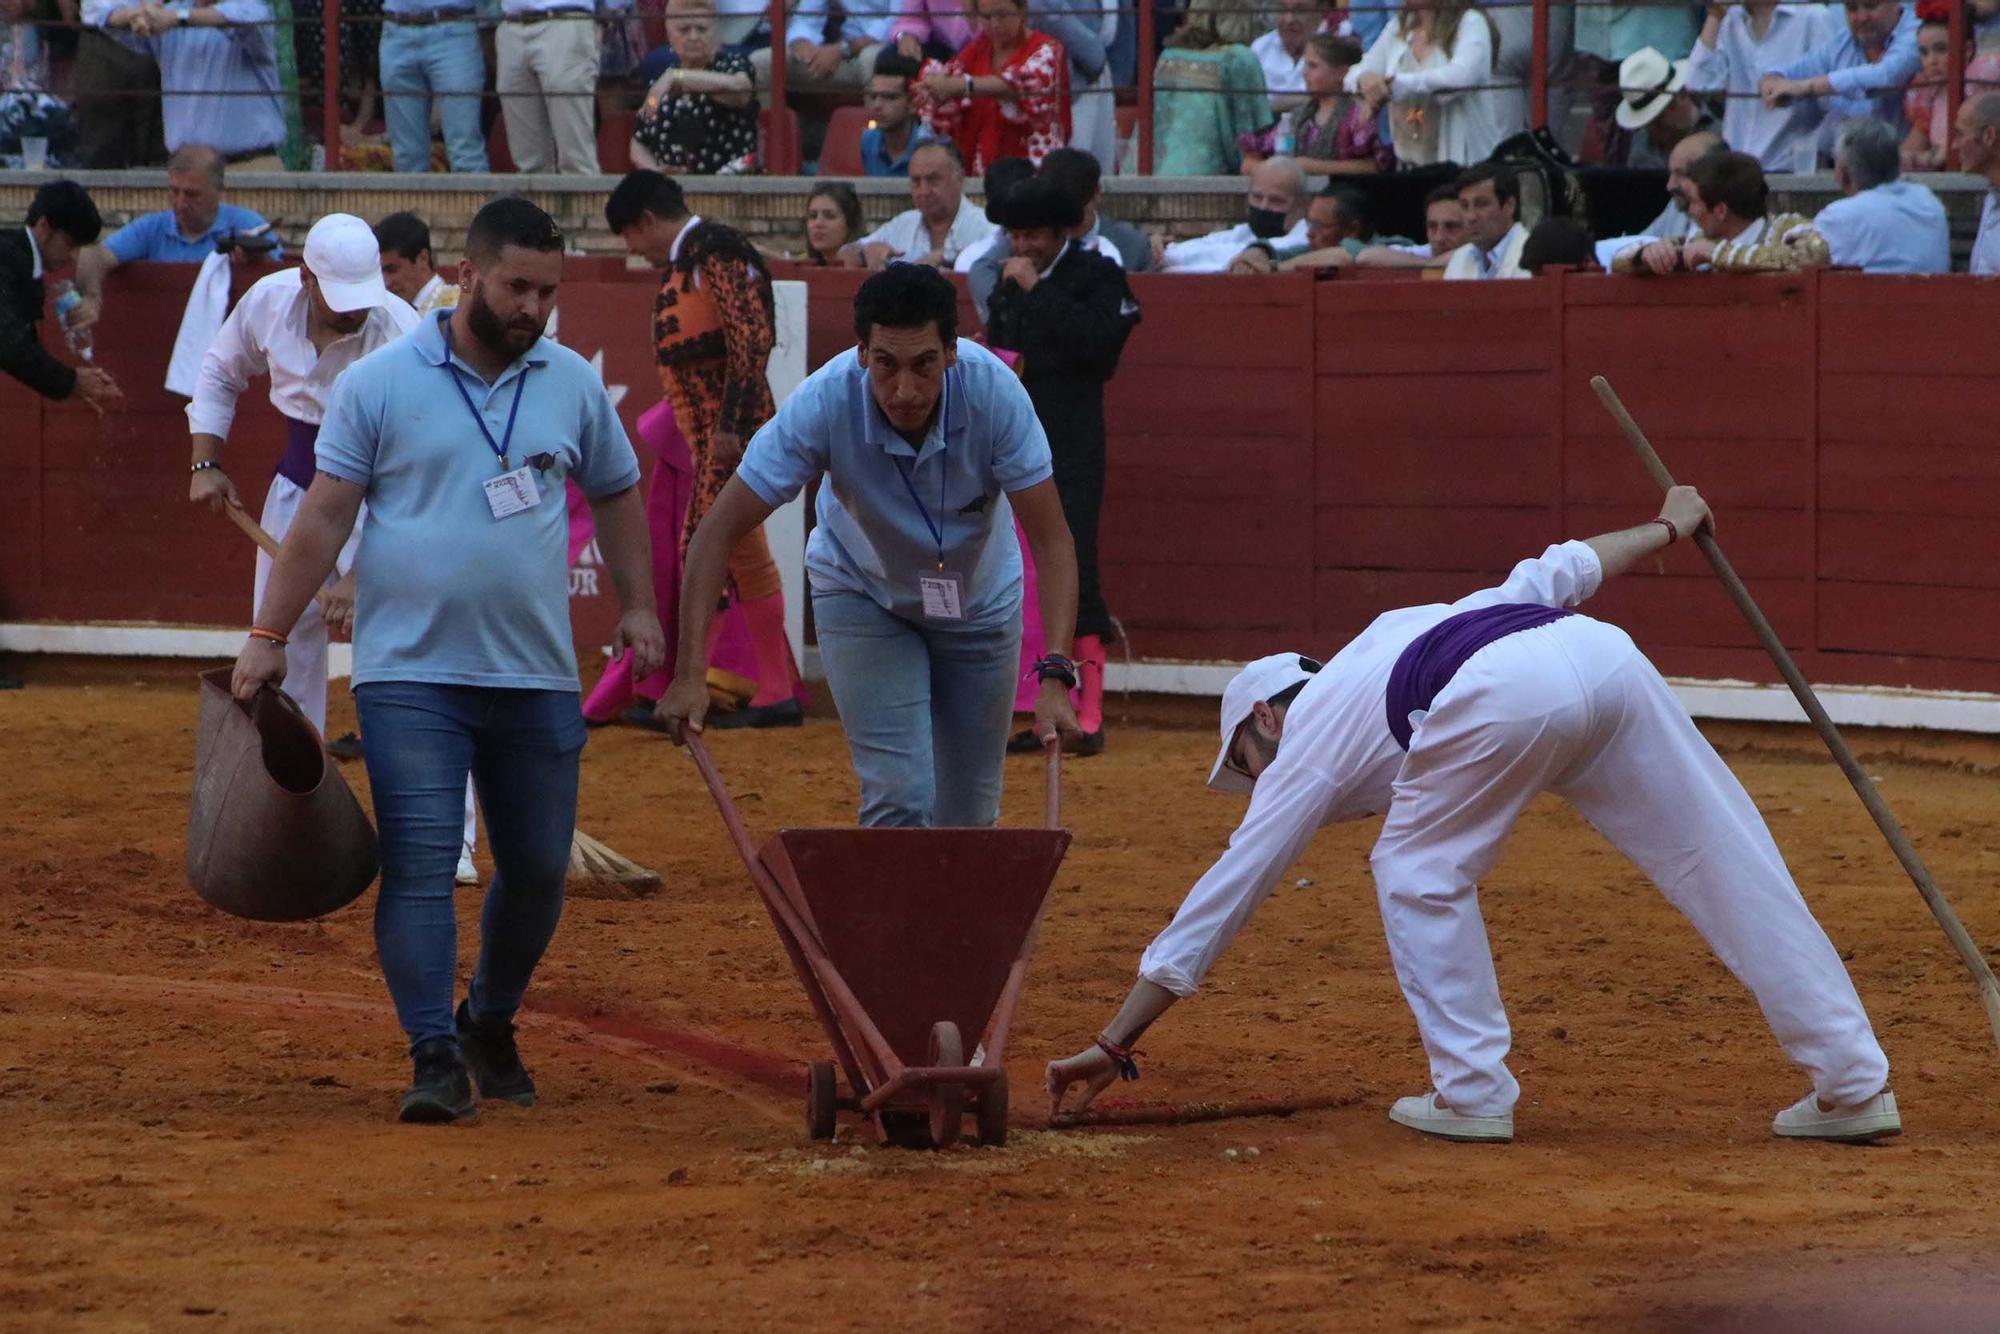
[1044, 735, 1062, 830]
[218, 504, 337, 613]
[1590, 375, 2000, 1058]
[223, 502, 281, 557]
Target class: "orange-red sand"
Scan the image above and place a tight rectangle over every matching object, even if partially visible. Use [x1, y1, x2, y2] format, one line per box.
[5, 660, 2000, 1331]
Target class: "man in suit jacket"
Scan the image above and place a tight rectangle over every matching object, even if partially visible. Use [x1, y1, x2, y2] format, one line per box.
[985, 175, 1140, 755]
[2, 180, 123, 689]
[2, 180, 123, 409]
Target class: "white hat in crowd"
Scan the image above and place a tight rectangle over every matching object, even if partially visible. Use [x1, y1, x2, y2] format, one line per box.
[1207, 652, 1323, 795]
[1615, 47, 1690, 132]
[303, 213, 393, 313]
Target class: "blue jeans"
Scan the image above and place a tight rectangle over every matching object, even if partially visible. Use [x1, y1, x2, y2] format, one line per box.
[812, 590, 1021, 828]
[356, 682, 584, 1045]
[379, 20, 490, 174]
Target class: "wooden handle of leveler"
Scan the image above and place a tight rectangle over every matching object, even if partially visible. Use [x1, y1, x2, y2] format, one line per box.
[1044, 736, 1062, 830]
[1590, 374, 2000, 1059]
[223, 502, 281, 558]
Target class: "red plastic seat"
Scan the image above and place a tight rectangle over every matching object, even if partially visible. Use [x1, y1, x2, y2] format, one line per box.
[819, 105, 871, 176]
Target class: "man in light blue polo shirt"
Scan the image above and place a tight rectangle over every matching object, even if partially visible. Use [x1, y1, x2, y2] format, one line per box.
[661, 264, 1082, 828]
[71, 144, 277, 332]
[231, 198, 664, 1124]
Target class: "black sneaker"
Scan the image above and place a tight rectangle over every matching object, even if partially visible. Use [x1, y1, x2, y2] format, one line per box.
[397, 1036, 476, 1124]
[706, 698, 804, 730]
[455, 999, 537, 1107]
[1006, 728, 1045, 754]
[1067, 730, 1106, 757]
[326, 731, 364, 762]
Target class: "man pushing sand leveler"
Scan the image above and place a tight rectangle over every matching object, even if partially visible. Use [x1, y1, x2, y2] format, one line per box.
[1048, 487, 1900, 1145]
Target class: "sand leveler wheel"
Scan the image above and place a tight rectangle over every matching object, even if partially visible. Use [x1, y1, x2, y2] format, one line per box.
[806, 1061, 838, 1141]
[976, 1069, 1009, 1147]
[927, 1021, 965, 1148]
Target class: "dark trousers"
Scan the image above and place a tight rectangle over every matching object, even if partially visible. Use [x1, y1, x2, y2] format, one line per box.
[73, 30, 165, 168]
[1051, 431, 1112, 641]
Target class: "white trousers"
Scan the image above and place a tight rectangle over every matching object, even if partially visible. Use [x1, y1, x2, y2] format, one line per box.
[255, 476, 479, 854]
[1370, 615, 1889, 1118]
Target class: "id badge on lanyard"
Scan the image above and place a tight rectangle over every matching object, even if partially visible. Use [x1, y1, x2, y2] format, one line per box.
[898, 446, 962, 623]
[445, 334, 537, 522]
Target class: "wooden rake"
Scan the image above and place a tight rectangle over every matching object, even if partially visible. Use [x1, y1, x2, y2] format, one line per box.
[1591, 375, 2000, 1058]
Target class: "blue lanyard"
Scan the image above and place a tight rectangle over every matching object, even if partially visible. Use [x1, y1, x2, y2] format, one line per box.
[895, 447, 946, 568]
[443, 333, 531, 470]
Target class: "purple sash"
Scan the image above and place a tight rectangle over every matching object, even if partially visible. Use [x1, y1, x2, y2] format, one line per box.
[277, 416, 319, 490]
[1385, 603, 1576, 750]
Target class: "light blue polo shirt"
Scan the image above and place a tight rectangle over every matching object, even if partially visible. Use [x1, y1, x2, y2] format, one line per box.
[315, 309, 641, 691]
[736, 338, 1053, 631]
[103, 204, 280, 263]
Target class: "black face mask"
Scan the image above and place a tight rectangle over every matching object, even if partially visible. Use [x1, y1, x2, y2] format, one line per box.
[1246, 206, 1290, 239]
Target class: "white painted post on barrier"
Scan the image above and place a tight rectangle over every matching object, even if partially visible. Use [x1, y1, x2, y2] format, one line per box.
[763, 280, 809, 666]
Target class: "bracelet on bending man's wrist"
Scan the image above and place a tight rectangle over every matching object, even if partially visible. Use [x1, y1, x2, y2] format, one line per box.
[1652, 516, 1679, 546]
[1095, 1032, 1140, 1081]
[190, 460, 220, 474]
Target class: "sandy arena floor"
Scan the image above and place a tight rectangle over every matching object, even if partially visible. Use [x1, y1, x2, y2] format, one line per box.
[5, 660, 2000, 1332]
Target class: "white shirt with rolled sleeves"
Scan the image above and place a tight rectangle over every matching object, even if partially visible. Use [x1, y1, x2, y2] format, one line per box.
[861, 198, 997, 267]
[1161, 219, 1310, 274]
[1137, 540, 1604, 996]
[186, 266, 419, 437]
[733, 338, 1053, 631]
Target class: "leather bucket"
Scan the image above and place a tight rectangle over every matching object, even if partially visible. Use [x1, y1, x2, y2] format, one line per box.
[185, 668, 379, 921]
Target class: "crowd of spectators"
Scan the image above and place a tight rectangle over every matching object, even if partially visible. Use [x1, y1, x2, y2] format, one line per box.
[0, 0, 1995, 185]
[4, 0, 2000, 276]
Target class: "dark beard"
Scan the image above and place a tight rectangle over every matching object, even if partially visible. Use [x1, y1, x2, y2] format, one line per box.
[466, 283, 543, 359]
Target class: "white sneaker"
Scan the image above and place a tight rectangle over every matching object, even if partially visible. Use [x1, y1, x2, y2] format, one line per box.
[1772, 1089, 1901, 1143]
[454, 844, 478, 886]
[1388, 1091, 1514, 1143]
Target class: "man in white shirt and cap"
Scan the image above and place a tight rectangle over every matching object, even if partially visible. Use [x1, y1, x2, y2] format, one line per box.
[187, 214, 482, 880]
[1048, 487, 1900, 1147]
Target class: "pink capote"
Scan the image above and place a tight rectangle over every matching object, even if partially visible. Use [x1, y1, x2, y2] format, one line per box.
[574, 400, 795, 723]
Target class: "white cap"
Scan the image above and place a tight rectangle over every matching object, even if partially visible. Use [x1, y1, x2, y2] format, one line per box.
[1206, 652, 1322, 795]
[303, 213, 392, 313]
[1614, 47, 1689, 131]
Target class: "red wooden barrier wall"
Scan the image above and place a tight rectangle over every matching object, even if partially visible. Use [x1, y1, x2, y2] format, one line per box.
[7, 262, 2000, 699]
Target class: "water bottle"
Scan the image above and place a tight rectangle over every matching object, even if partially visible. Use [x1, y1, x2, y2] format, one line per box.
[1274, 112, 1296, 157]
[52, 279, 93, 363]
